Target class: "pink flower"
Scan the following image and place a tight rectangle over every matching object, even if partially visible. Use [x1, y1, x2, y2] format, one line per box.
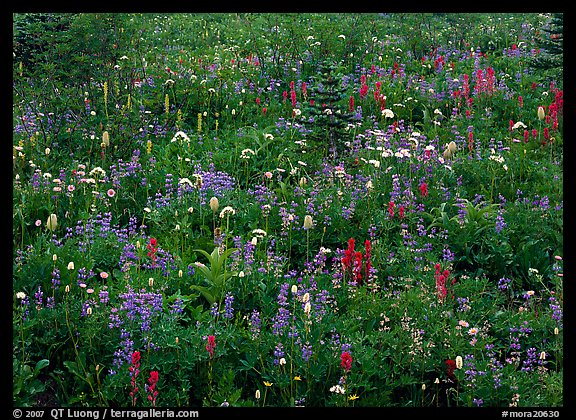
[107, 189, 115, 197]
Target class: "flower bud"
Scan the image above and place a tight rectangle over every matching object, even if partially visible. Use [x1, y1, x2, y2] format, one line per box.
[303, 215, 313, 230]
[102, 131, 110, 147]
[209, 196, 219, 212]
[537, 106, 545, 121]
[455, 355, 463, 369]
[67, 262, 75, 270]
[46, 213, 58, 231]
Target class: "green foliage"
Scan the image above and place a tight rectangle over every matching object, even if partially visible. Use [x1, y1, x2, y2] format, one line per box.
[13, 357, 50, 406]
[12, 12, 563, 409]
[529, 13, 563, 81]
[191, 247, 239, 306]
[302, 60, 356, 157]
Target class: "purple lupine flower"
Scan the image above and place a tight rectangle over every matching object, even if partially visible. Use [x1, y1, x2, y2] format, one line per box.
[249, 309, 261, 339]
[498, 277, 511, 291]
[273, 342, 285, 366]
[495, 210, 506, 233]
[223, 293, 234, 319]
[51, 268, 61, 290]
[34, 286, 44, 309]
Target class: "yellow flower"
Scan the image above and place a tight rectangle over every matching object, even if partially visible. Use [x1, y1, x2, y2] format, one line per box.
[348, 394, 359, 401]
[293, 376, 302, 381]
[263, 381, 273, 387]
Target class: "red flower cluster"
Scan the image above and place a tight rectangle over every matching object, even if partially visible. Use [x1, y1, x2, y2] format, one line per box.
[445, 359, 456, 381]
[419, 182, 428, 198]
[341, 238, 373, 285]
[129, 351, 141, 406]
[147, 370, 159, 406]
[388, 201, 395, 219]
[359, 74, 368, 99]
[206, 335, 216, 359]
[290, 80, 297, 107]
[340, 351, 353, 372]
[147, 238, 158, 266]
[468, 130, 474, 152]
[374, 81, 386, 110]
[387, 201, 406, 219]
[434, 263, 456, 302]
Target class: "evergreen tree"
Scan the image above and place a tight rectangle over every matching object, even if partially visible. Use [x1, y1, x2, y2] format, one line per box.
[302, 60, 356, 158]
[530, 13, 563, 82]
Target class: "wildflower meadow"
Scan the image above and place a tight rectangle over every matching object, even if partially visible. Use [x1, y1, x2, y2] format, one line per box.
[12, 12, 564, 411]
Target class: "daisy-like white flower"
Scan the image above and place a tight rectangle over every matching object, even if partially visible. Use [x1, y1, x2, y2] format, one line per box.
[382, 108, 394, 118]
[252, 229, 267, 238]
[219, 206, 236, 218]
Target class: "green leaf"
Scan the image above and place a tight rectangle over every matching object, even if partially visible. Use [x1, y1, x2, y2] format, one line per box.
[34, 359, 50, 374]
